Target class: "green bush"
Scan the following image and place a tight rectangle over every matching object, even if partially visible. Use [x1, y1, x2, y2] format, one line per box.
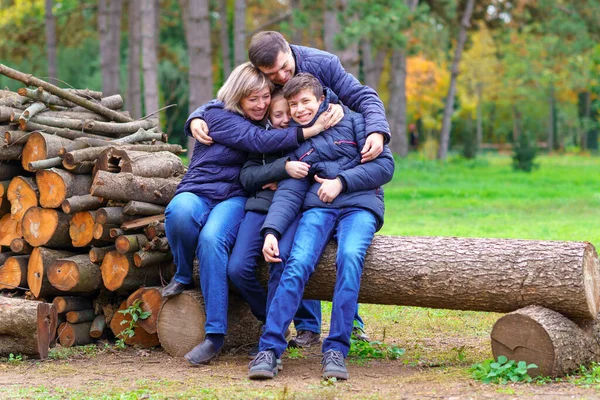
[512, 133, 538, 172]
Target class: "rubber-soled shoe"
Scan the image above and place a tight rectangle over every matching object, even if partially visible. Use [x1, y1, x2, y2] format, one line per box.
[248, 350, 279, 380]
[321, 349, 349, 380]
[184, 339, 221, 366]
[351, 326, 370, 342]
[247, 346, 282, 370]
[161, 279, 189, 298]
[289, 330, 321, 348]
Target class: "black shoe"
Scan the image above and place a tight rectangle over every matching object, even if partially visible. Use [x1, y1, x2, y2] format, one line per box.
[321, 349, 349, 380]
[248, 350, 279, 380]
[351, 326, 370, 342]
[184, 339, 221, 366]
[289, 330, 321, 348]
[247, 344, 259, 359]
[162, 279, 189, 298]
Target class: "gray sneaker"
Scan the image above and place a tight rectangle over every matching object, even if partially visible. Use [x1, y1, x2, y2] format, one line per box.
[321, 349, 349, 380]
[351, 326, 370, 342]
[289, 330, 321, 348]
[248, 350, 279, 380]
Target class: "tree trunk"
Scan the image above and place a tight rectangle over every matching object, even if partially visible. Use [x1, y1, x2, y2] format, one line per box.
[361, 41, 385, 90]
[110, 300, 160, 347]
[53, 296, 93, 314]
[437, 0, 475, 161]
[476, 82, 483, 153]
[108, 0, 124, 97]
[48, 254, 103, 293]
[0, 255, 29, 290]
[22, 207, 72, 248]
[181, 0, 213, 161]
[36, 168, 93, 209]
[96, 207, 133, 225]
[98, 0, 111, 96]
[133, 250, 172, 268]
[94, 149, 185, 178]
[58, 321, 94, 347]
[0, 297, 57, 358]
[91, 171, 179, 206]
[93, 222, 118, 241]
[100, 250, 171, 291]
[66, 309, 96, 324]
[89, 314, 107, 338]
[218, 0, 231, 79]
[157, 290, 262, 356]
[127, 0, 142, 119]
[7, 176, 39, 222]
[324, 0, 358, 78]
[233, 0, 246, 65]
[89, 245, 116, 264]
[126, 286, 162, 334]
[141, 0, 160, 120]
[254, 236, 600, 320]
[388, 49, 409, 156]
[64, 143, 182, 165]
[44, 0, 57, 81]
[27, 248, 75, 299]
[491, 305, 600, 377]
[548, 84, 555, 152]
[123, 201, 165, 216]
[62, 195, 106, 215]
[116, 234, 149, 254]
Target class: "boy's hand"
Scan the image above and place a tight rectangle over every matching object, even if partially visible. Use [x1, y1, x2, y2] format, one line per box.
[361, 133, 384, 162]
[314, 175, 343, 203]
[285, 161, 310, 179]
[263, 234, 281, 263]
[190, 118, 213, 145]
[262, 182, 278, 191]
[325, 104, 344, 129]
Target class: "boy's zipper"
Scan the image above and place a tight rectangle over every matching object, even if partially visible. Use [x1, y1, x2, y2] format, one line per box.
[299, 148, 315, 161]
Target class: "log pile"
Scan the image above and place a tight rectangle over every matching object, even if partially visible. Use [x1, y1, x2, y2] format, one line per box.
[0, 65, 183, 356]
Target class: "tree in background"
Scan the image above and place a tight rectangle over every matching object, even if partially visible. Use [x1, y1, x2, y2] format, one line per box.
[45, 0, 58, 81]
[98, 0, 123, 96]
[127, 0, 142, 119]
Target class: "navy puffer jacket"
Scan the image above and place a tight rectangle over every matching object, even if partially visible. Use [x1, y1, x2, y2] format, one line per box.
[261, 88, 395, 237]
[176, 101, 303, 201]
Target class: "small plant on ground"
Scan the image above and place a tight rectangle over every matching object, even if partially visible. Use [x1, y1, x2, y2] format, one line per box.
[7, 353, 23, 363]
[570, 362, 600, 385]
[348, 338, 405, 362]
[470, 356, 537, 384]
[286, 347, 306, 359]
[115, 299, 151, 349]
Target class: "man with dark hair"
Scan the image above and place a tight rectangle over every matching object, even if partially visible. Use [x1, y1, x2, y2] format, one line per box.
[188, 30, 390, 165]
[247, 73, 395, 381]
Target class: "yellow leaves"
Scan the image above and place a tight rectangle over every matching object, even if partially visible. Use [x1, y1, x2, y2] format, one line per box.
[0, 0, 45, 28]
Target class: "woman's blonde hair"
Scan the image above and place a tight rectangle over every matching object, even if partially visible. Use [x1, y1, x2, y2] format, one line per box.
[217, 62, 274, 115]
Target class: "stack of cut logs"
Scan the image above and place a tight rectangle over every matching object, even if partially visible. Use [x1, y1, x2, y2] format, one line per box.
[0, 65, 181, 357]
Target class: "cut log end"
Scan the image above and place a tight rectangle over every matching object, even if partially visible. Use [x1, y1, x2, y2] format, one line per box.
[36, 169, 67, 209]
[47, 259, 80, 291]
[22, 208, 59, 247]
[21, 132, 48, 171]
[6, 176, 38, 221]
[0, 255, 28, 290]
[100, 251, 131, 291]
[70, 211, 95, 247]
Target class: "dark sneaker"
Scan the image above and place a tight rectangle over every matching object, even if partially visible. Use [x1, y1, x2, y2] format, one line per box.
[247, 343, 259, 359]
[248, 350, 279, 380]
[161, 279, 191, 298]
[321, 349, 349, 380]
[184, 339, 221, 366]
[351, 326, 370, 342]
[289, 330, 321, 348]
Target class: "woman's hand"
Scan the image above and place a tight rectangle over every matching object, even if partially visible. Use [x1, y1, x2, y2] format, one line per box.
[190, 118, 213, 145]
[263, 234, 281, 263]
[285, 161, 310, 179]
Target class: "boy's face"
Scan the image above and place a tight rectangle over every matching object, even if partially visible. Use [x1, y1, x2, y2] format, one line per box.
[269, 96, 291, 129]
[287, 89, 324, 125]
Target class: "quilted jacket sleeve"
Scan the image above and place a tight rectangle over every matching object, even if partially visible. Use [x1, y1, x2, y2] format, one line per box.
[240, 154, 290, 193]
[261, 177, 309, 238]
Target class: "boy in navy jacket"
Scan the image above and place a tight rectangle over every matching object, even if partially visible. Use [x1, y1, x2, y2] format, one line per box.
[248, 74, 395, 381]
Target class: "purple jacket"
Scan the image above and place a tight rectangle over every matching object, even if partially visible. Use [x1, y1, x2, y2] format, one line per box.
[176, 101, 303, 201]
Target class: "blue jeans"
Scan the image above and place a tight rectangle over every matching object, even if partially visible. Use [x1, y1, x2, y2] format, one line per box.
[260, 207, 377, 358]
[165, 192, 246, 335]
[227, 211, 321, 332]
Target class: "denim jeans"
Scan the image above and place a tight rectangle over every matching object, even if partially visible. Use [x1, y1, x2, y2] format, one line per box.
[165, 192, 246, 335]
[259, 207, 377, 358]
[227, 212, 321, 332]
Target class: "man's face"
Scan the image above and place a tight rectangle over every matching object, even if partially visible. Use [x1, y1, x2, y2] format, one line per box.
[287, 89, 323, 125]
[259, 50, 296, 86]
[269, 96, 291, 129]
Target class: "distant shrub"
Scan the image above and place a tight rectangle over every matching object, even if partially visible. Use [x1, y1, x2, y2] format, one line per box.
[512, 133, 538, 172]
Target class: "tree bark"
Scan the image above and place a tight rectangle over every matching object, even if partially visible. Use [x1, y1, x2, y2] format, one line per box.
[58, 321, 94, 347]
[233, 0, 246, 65]
[45, 0, 58, 81]
[64, 143, 182, 166]
[95, 207, 132, 225]
[66, 309, 96, 324]
[48, 254, 103, 293]
[94, 148, 185, 178]
[36, 168, 93, 209]
[253, 236, 600, 320]
[218, 0, 231, 79]
[123, 201, 165, 216]
[27, 248, 75, 299]
[0, 255, 29, 290]
[53, 296, 93, 314]
[437, 0, 475, 160]
[93, 222, 118, 241]
[7, 176, 39, 222]
[157, 289, 262, 356]
[22, 207, 72, 248]
[89, 245, 116, 264]
[141, 0, 160, 120]
[91, 171, 179, 206]
[116, 234, 149, 254]
[324, 0, 358, 77]
[127, 0, 142, 119]
[133, 250, 172, 268]
[89, 314, 107, 338]
[0, 297, 57, 358]
[62, 194, 106, 215]
[491, 305, 600, 377]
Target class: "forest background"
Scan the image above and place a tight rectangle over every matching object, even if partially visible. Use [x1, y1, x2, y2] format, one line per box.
[1, 0, 599, 162]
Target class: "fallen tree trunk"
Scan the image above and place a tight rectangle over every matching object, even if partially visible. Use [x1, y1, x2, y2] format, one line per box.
[157, 290, 262, 356]
[0, 297, 57, 358]
[251, 236, 600, 321]
[91, 171, 179, 206]
[95, 149, 185, 178]
[491, 305, 600, 377]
